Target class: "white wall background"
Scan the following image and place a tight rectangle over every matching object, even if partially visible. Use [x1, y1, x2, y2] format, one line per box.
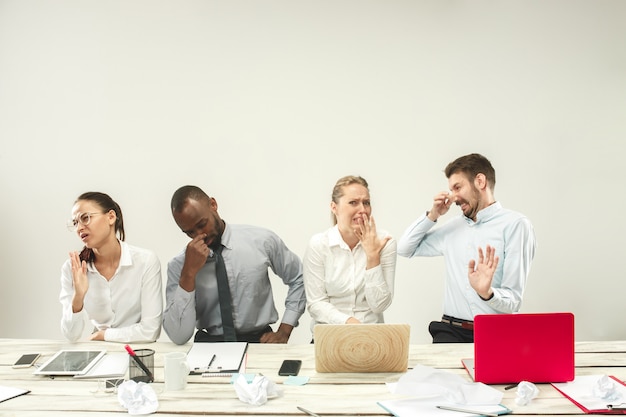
[1, 0, 625, 345]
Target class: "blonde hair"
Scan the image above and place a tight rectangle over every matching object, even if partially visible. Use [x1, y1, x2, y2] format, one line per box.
[330, 175, 369, 225]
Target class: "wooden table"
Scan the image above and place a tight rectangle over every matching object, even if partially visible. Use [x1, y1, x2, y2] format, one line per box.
[0, 338, 625, 416]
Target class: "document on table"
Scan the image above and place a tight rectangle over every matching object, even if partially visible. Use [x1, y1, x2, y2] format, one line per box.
[186, 342, 248, 374]
[552, 375, 626, 414]
[378, 398, 511, 417]
[73, 352, 128, 379]
[0, 385, 30, 403]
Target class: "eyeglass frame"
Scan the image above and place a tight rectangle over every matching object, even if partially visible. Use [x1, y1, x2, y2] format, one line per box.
[66, 212, 107, 232]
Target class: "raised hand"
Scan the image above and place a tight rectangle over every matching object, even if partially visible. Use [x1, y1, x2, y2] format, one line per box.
[70, 251, 88, 313]
[468, 245, 499, 300]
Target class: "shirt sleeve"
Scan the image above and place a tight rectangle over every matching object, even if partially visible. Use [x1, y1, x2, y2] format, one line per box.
[104, 252, 164, 343]
[484, 217, 536, 313]
[266, 233, 306, 327]
[363, 237, 397, 314]
[303, 237, 351, 325]
[162, 256, 198, 345]
[397, 213, 442, 258]
[59, 260, 87, 342]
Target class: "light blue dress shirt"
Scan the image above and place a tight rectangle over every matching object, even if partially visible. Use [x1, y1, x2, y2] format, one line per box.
[397, 202, 536, 321]
[163, 223, 305, 345]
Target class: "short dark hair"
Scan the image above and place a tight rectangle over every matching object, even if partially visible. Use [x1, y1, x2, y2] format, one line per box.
[171, 185, 211, 213]
[444, 153, 496, 191]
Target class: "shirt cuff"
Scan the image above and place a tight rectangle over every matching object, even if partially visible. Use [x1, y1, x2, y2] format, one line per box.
[281, 308, 303, 327]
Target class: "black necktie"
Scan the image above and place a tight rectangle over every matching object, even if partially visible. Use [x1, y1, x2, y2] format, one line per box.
[214, 245, 237, 341]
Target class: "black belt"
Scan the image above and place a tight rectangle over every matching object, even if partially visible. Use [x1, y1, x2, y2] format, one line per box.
[195, 326, 273, 343]
[441, 315, 474, 331]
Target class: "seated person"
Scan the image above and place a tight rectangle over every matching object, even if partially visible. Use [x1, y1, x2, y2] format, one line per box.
[163, 185, 306, 344]
[60, 192, 163, 342]
[303, 175, 397, 334]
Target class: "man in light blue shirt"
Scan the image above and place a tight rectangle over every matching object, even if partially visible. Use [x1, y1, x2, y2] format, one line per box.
[398, 153, 536, 343]
[163, 185, 306, 345]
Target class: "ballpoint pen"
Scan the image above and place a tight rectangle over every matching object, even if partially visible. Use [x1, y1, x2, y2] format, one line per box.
[124, 345, 154, 383]
[436, 405, 511, 417]
[297, 406, 321, 417]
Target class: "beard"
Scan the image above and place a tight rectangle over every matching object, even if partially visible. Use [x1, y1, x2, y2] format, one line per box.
[457, 188, 482, 220]
[206, 218, 225, 251]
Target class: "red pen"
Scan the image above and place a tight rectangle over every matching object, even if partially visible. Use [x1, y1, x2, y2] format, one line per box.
[124, 345, 154, 382]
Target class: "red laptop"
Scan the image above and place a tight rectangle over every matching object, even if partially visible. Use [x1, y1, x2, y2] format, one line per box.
[462, 312, 575, 384]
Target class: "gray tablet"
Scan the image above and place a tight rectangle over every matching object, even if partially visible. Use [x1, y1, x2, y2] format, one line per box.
[33, 350, 106, 376]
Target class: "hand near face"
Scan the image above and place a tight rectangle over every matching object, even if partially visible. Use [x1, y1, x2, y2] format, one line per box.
[428, 191, 454, 221]
[355, 214, 391, 268]
[468, 245, 499, 300]
[183, 234, 211, 274]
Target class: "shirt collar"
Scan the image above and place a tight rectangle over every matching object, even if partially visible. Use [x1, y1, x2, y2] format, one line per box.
[464, 201, 502, 225]
[85, 239, 130, 271]
[220, 221, 232, 250]
[329, 225, 359, 250]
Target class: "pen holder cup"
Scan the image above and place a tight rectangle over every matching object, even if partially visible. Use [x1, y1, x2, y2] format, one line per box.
[129, 349, 155, 383]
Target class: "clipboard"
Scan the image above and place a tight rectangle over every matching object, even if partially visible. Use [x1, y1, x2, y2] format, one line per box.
[552, 375, 626, 414]
[186, 342, 248, 375]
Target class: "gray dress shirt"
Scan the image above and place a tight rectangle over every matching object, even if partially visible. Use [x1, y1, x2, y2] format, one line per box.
[163, 223, 305, 345]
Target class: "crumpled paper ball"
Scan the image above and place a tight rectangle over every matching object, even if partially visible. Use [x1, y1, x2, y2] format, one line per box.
[593, 375, 623, 402]
[117, 380, 158, 415]
[515, 381, 539, 406]
[233, 374, 282, 406]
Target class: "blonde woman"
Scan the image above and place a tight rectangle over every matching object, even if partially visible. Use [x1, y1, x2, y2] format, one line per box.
[303, 176, 397, 333]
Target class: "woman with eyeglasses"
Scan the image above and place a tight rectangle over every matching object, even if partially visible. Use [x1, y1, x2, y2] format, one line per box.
[59, 192, 163, 343]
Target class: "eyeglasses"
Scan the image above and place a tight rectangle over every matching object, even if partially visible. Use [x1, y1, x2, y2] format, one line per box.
[67, 212, 105, 232]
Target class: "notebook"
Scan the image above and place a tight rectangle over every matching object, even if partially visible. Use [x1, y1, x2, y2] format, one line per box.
[462, 312, 575, 384]
[314, 323, 410, 373]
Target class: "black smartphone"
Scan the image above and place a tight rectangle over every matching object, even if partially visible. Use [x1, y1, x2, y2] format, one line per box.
[278, 359, 302, 376]
[12, 353, 40, 368]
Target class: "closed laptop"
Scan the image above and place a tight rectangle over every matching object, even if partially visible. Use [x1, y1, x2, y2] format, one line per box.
[462, 312, 575, 384]
[314, 323, 410, 373]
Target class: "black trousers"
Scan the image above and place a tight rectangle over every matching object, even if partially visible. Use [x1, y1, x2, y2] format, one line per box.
[428, 321, 474, 343]
[194, 326, 273, 343]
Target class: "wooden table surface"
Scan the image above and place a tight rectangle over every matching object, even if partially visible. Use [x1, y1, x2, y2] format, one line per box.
[1, 338, 625, 416]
